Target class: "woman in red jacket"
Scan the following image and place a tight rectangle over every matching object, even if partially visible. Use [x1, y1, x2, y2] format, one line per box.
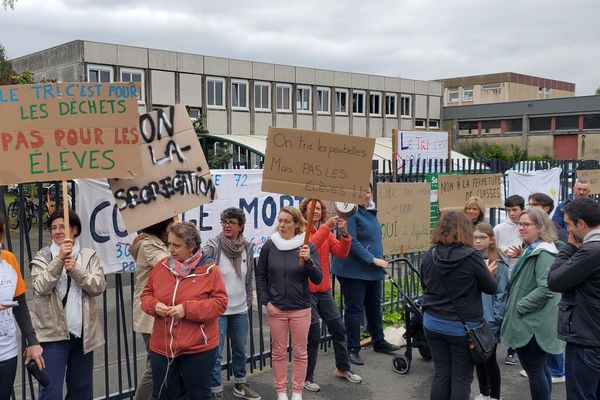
[299, 199, 362, 393]
[141, 222, 228, 400]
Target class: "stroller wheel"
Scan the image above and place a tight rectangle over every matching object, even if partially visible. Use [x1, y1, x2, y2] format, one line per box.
[392, 355, 411, 374]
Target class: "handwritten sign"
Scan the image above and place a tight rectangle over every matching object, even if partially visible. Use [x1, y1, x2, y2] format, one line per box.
[394, 130, 449, 173]
[577, 170, 600, 194]
[75, 179, 137, 274]
[437, 173, 502, 211]
[109, 105, 215, 232]
[0, 82, 143, 184]
[182, 169, 303, 257]
[377, 183, 431, 255]
[262, 127, 375, 203]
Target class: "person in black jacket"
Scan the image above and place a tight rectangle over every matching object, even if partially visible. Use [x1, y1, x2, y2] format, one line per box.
[421, 211, 497, 400]
[255, 206, 322, 400]
[548, 197, 600, 400]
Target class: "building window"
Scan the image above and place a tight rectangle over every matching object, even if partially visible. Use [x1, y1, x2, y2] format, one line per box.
[296, 85, 311, 113]
[505, 118, 523, 132]
[276, 84, 292, 112]
[207, 77, 225, 109]
[369, 92, 381, 116]
[448, 88, 460, 103]
[187, 107, 202, 120]
[120, 68, 144, 102]
[254, 82, 270, 111]
[400, 95, 412, 118]
[583, 114, 600, 130]
[428, 119, 440, 129]
[316, 87, 330, 114]
[385, 94, 397, 117]
[415, 119, 426, 129]
[335, 89, 348, 115]
[538, 87, 551, 99]
[463, 86, 474, 101]
[459, 121, 478, 135]
[231, 79, 248, 110]
[556, 115, 579, 130]
[352, 90, 365, 116]
[482, 120, 502, 134]
[482, 83, 501, 90]
[87, 65, 113, 83]
[530, 117, 552, 131]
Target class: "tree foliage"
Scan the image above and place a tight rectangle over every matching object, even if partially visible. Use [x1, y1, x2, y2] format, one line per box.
[596, 87, 600, 95]
[2, 0, 17, 10]
[0, 44, 12, 84]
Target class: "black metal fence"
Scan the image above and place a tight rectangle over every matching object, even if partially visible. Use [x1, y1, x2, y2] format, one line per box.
[5, 158, 591, 399]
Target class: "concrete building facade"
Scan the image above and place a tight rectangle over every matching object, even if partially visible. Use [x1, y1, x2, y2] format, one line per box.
[12, 40, 443, 138]
[437, 72, 575, 107]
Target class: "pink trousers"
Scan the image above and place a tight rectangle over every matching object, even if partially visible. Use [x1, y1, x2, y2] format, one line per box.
[267, 303, 311, 394]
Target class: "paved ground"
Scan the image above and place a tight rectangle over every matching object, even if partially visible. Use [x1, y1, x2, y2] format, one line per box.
[216, 345, 567, 400]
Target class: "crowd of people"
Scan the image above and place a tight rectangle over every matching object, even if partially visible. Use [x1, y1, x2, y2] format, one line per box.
[1, 178, 599, 400]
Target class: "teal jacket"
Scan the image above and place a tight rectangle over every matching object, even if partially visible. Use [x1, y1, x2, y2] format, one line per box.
[500, 241, 564, 354]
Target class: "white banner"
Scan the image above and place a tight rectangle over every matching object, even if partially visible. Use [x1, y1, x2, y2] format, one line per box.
[506, 168, 562, 217]
[396, 130, 449, 173]
[182, 169, 303, 256]
[75, 179, 137, 274]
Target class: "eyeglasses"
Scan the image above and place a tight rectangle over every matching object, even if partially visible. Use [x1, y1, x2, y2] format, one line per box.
[473, 235, 490, 241]
[528, 202, 538, 207]
[220, 220, 240, 227]
[50, 224, 66, 232]
[517, 222, 535, 228]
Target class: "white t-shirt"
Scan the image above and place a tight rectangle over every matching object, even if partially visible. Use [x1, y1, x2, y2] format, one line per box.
[0, 258, 19, 361]
[493, 220, 521, 273]
[219, 249, 248, 315]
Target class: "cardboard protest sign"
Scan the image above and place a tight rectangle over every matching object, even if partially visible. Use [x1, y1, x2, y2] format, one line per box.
[437, 173, 502, 211]
[109, 105, 215, 232]
[262, 127, 375, 203]
[75, 179, 137, 274]
[393, 130, 449, 173]
[377, 182, 431, 255]
[182, 169, 303, 256]
[577, 170, 600, 194]
[0, 82, 142, 184]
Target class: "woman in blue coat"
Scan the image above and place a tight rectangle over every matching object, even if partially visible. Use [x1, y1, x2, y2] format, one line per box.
[331, 184, 400, 366]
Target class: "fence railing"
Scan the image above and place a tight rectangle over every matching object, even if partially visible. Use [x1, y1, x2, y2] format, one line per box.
[5, 157, 590, 399]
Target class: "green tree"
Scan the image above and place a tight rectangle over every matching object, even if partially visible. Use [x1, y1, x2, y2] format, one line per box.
[596, 86, 600, 95]
[0, 44, 12, 84]
[2, 0, 17, 10]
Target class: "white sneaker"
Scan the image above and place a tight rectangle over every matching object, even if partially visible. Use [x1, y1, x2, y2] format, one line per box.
[473, 395, 490, 400]
[304, 381, 321, 392]
[551, 375, 566, 384]
[291, 393, 302, 400]
[519, 369, 528, 378]
[277, 393, 288, 400]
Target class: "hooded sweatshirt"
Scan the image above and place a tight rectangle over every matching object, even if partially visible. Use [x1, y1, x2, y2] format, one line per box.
[420, 244, 498, 322]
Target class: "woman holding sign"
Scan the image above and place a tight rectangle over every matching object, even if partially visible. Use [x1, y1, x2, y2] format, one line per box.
[255, 206, 322, 400]
[30, 209, 107, 400]
[299, 199, 362, 392]
[331, 184, 400, 366]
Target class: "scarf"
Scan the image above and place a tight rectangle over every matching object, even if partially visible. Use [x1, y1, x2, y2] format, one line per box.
[220, 233, 245, 279]
[168, 251, 202, 278]
[51, 240, 83, 337]
[270, 232, 304, 251]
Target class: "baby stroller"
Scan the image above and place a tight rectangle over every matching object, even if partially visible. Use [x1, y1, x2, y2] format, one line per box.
[385, 257, 431, 375]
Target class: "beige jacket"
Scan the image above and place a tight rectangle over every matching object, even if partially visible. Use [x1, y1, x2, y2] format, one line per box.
[130, 234, 168, 334]
[30, 246, 106, 354]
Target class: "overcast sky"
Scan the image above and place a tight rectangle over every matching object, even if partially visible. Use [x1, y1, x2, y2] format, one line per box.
[1, 0, 599, 95]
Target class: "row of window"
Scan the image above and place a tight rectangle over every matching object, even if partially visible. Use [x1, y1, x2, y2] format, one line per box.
[448, 87, 474, 103]
[87, 65, 414, 118]
[459, 114, 600, 135]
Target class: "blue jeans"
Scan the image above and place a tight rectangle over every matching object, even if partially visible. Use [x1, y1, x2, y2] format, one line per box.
[565, 342, 600, 400]
[39, 336, 94, 400]
[546, 352, 565, 378]
[150, 348, 217, 400]
[337, 277, 384, 352]
[424, 328, 475, 400]
[0, 356, 17, 400]
[516, 337, 552, 400]
[211, 313, 249, 393]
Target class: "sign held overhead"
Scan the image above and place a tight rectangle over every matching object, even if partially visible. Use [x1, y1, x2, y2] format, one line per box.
[261, 127, 375, 203]
[0, 82, 143, 184]
[437, 173, 502, 211]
